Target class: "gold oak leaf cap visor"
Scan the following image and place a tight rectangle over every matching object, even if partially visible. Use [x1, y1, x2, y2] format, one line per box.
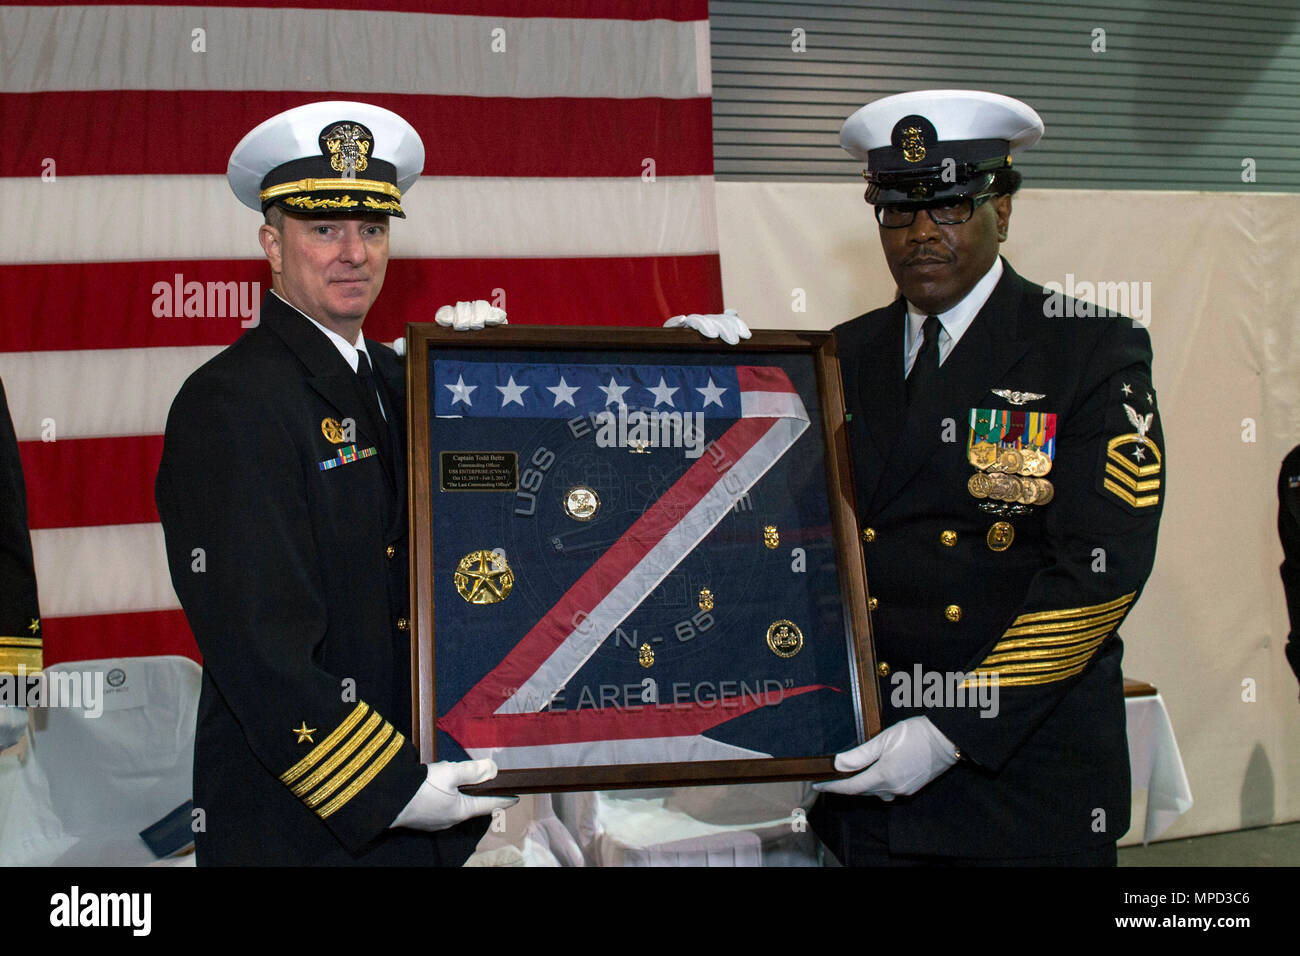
[839, 89, 1044, 205]
[227, 100, 425, 218]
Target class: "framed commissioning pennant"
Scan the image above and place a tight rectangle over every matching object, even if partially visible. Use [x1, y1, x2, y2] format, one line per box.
[407, 325, 880, 793]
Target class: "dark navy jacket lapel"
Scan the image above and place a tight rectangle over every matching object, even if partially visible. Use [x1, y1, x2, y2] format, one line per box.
[869, 262, 1036, 510]
[260, 293, 397, 487]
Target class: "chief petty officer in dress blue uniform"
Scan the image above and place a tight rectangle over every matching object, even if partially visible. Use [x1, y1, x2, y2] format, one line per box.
[810, 91, 1166, 865]
[156, 101, 515, 865]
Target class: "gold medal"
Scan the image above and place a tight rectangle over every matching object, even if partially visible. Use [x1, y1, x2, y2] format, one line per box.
[1017, 449, 1040, 477]
[986, 521, 1014, 551]
[996, 447, 1024, 473]
[988, 473, 1016, 501]
[968, 441, 998, 470]
[1017, 478, 1038, 505]
[1031, 453, 1052, 477]
[563, 487, 600, 521]
[454, 550, 514, 604]
[1035, 478, 1055, 504]
[766, 619, 803, 658]
[967, 473, 992, 499]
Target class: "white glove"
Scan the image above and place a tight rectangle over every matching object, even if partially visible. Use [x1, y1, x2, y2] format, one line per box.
[812, 716, 959, 800]
[664, 308, 751, 346]
[389, 337, 407, 357]
[389, 758, 518, 831]
[435, 300, 508, 332]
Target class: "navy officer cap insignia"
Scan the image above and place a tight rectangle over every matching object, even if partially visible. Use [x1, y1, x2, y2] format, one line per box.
[840, 90, 1043, 205]
[227, 101, 425, 218]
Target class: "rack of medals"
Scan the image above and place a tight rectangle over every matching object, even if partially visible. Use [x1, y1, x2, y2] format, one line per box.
[965, 408, 1056, 517]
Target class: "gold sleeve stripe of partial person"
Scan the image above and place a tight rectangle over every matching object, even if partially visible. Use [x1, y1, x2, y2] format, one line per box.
[0, 637, 43, 673]
[962, 592, 1136, 688]
[278, 701, 406, 819]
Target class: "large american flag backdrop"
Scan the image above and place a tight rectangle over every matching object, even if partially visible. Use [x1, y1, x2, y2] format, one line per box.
[0, 1, 723, 667]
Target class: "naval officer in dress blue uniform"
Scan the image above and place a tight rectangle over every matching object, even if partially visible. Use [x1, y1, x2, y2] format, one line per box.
[810, 90, 1166, 865]
[156, 101, 514, 865]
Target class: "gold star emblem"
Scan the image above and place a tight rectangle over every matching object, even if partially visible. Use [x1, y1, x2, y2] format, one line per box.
[27, 618, 40, 635]
[454, 550, 514, 604]
[293, 722, 317, 744]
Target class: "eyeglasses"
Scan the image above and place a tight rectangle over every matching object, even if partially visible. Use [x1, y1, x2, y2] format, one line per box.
[875, 192, 996, 229]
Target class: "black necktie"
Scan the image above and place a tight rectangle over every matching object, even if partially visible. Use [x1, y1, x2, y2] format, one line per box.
[355, 350, 392, 460]
[906, 314, 942, 405]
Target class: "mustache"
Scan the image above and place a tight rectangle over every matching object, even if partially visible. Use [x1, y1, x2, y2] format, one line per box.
[903, 249, 955, 265]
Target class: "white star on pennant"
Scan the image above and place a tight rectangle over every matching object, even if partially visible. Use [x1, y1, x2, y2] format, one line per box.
[1131, 445, 1146, 462]
[647, 376, 678, 407]
[696, 377, 727, 408]
[496, 376, 529, 407]
[599, 376, 629, 406]
[548, 377, 579, 407]
[1146, 391, 1154, 405]
[445, 375, 476, 406]
[1121, 382, 1133, 396]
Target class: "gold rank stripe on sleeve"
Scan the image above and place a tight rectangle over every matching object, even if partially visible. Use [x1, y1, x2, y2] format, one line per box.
[288, 711, 383, 797]
[997, 607, 1130, 641]
[0, 637, 43, 673]
[317, 732, 406, 820]
[302, 720, 395, 809]
[1005, 591, 1135, 625]
[280, 702, 371, 787]
[278, 701, 407, 819]
[1103, 435, 1162, 508]
[1104, 463, 1161, 491]
[977, 624, 1114, 664]
[1102, 478, 1160, 509]
[963, 593, 1136, 688]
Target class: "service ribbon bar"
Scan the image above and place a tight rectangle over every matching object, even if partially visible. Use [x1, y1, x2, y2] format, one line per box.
[318, 445, 378, 471]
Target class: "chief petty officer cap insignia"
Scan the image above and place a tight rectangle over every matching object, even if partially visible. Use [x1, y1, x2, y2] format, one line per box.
[227, 101, 425, 218]
[839, 89, 1044, 205]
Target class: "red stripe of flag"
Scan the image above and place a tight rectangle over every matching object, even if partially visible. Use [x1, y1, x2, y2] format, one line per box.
[41, 609, 200, 668]
[736, 365, 799, 394]
[0, 0, 708, 18]
[446, 415, 774, 723]
[19, 436, 164, 530]
[0, 255, 723, 352]
[0, 92, 713, 178]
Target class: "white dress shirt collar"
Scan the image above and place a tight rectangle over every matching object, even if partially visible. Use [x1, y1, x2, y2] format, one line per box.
[903, 256, 1004, 375]
[271, 289, 371, 373]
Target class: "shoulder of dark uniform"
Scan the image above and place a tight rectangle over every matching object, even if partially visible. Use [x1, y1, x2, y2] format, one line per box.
[1015, 276, 1153, 362]
[166, 324, 303, 422]
[833, 299, 900, 344]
